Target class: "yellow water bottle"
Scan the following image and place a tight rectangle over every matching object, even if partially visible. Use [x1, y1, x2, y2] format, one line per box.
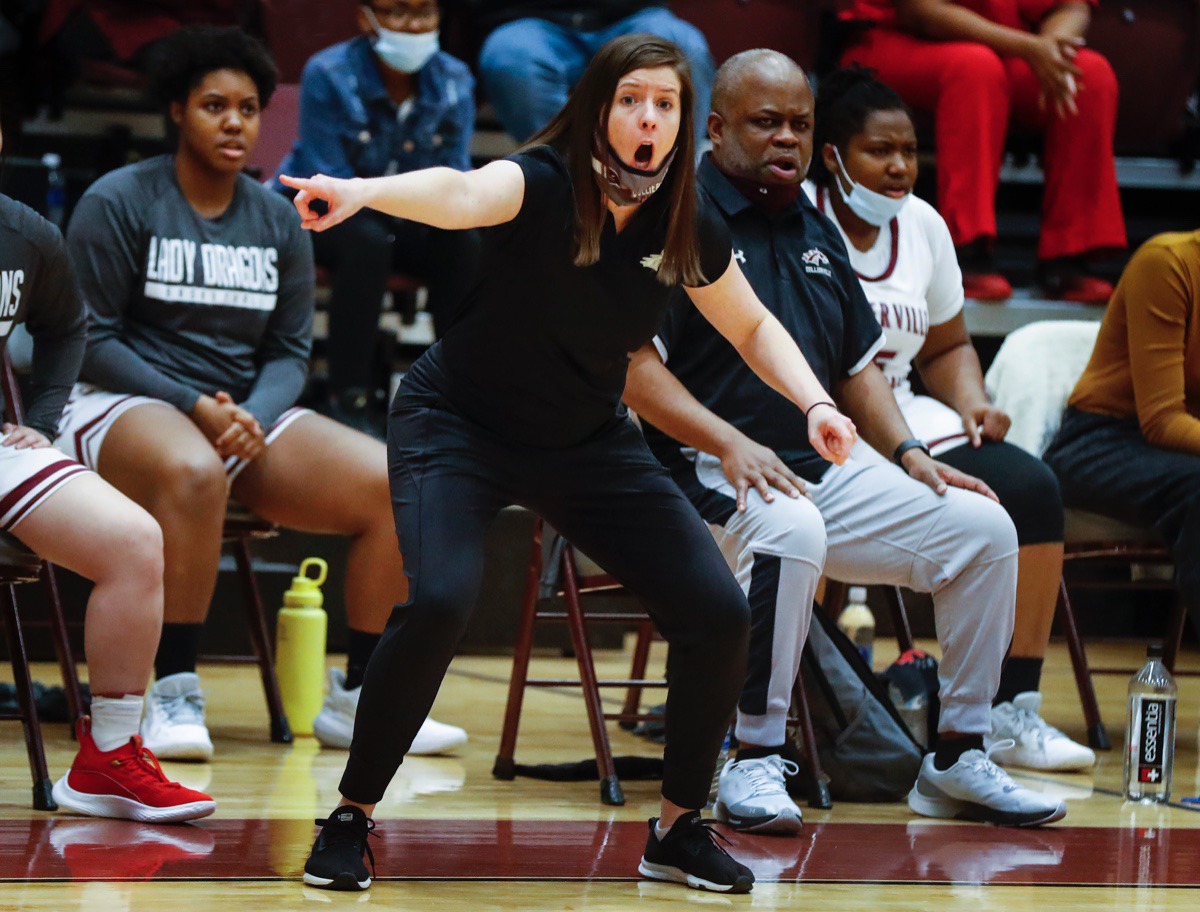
[275, 557, 328, 737]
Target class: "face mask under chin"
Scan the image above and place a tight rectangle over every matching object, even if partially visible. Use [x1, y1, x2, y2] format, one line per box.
[591, 136, 678, 207]
[833, 146, 909, 227]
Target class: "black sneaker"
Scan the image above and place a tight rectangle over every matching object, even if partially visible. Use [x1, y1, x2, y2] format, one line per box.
[303, 806, 377, 891]
[638, 812, 754, 893]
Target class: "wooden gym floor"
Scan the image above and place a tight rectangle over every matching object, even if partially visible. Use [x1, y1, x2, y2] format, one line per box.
[2, 639, 1199, 911]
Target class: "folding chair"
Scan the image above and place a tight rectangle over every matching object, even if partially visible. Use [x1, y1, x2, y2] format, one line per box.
[0, 537, 59, 810]
[1055, 509, 1188, 751]
[494, 515, 832, 808]
[984, 319, 1193, 750]
[221, 506, 292, 744]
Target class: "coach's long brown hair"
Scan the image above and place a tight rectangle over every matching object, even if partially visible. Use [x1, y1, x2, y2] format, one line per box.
[526, 34, 704, 287]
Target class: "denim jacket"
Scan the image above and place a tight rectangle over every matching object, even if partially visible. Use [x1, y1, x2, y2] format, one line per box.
[272, 36, 475, 186]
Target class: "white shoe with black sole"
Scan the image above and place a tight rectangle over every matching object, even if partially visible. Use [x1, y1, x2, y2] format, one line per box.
[908, 744, 1067, 827]
[714, 755, 803, 835]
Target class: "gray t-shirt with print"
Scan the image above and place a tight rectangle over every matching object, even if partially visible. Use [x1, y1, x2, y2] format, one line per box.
[67, 155, 314, 428]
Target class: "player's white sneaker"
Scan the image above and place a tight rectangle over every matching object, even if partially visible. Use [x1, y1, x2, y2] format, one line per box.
[908, 745, 1067, 827]
[313, 668, 468, 755]
[714, 755, 803, 835]
[139, 673, 214, 762]
[986, 692, 1096, 772]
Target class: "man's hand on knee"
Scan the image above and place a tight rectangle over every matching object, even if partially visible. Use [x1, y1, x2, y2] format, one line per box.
[716, 432, 808, 511]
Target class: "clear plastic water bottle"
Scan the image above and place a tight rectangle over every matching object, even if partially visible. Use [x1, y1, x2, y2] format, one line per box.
[837, 586, 876, 668]
[1124, 643, 1176, 803]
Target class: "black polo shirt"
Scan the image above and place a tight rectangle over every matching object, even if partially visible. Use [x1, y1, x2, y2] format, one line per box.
[642, 154, 884, 485]
[404, 144, 733, 449]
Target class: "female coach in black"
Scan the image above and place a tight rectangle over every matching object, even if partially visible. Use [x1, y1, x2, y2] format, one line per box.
[283, 35, 855, 894]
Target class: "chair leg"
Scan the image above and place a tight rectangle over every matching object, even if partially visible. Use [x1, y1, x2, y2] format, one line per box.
[821, 580, 848, 619]
[40, 564, 84, 728]
[619, 620, 656, 730]
[1164, 593, 1188, 676]
[560, 547, 625, 806]
[1, 585, 57, 811]
[883, 586, 916, 654]
[494, 520, 544, 781]
[232, 536, 292, 744]
[1057, 577, 1110, 751]
[794, 653, 832, 810]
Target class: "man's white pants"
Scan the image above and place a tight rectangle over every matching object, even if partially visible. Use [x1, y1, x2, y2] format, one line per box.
[700, 455, 1018, 746]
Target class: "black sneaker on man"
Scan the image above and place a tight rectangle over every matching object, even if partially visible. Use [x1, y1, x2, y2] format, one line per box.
[303, 805, 376, 891]
[638, 812, 754, 893]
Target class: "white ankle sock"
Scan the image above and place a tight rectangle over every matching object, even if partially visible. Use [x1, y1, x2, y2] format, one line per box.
[655, 818, 673, 840]
[91, 695, 144, 752]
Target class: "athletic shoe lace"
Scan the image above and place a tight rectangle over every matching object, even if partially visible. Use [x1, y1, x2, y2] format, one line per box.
[672, 816, 738, 861]
[314, 814, 379, 877]
[109, 737, 190, 792]
[737, 757, 801, 798]
[1006, 705, 1065, 749]
[156, 690, 206, 727]
[960, 740, 1020, 790]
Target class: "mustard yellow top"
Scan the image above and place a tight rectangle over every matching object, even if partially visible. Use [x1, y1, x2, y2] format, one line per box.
[1070, 230, 1200, 456]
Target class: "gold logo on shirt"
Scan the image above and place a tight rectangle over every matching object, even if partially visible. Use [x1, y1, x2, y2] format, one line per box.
[640, 252, 664, 273]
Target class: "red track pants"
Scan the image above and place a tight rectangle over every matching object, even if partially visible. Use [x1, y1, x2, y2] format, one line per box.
[843, 28, 1126, 260]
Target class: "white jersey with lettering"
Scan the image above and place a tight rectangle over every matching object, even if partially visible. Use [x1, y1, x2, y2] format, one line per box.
[805, 182, 968, 454]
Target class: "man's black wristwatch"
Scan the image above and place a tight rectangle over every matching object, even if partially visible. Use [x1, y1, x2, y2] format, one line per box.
[893, 438, 931, 467]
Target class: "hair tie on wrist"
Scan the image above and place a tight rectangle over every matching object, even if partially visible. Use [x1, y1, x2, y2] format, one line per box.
[805, 401, 837, 419]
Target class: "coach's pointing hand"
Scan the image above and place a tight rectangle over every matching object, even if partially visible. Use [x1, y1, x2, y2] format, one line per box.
[280, 173, 367, 232]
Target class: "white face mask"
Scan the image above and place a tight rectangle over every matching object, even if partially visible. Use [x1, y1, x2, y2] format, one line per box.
[833, 146, 909, 227]
[365, 8, 440, 74]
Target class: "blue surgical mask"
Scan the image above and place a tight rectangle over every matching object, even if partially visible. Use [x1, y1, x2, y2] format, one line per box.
[365, 8, 440, 74]
[833, 146, 909, 227]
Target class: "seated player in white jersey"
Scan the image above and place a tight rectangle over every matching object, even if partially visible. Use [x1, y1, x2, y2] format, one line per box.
[54, 26, 465, 762]
[626, 49, 1068, 834]
[803, 66, 1092, 773]
[0, 122, 213, 821]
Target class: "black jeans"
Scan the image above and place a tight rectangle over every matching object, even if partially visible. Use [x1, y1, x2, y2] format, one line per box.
[1045, 407, 1200, 630]
[311, 213, 481, 395]
[340, 394, 751, 809]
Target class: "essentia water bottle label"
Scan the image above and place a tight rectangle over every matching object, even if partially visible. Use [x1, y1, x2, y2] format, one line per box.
[1136, 697, 1170, 784]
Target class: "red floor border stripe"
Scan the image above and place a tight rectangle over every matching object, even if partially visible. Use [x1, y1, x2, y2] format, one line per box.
[3, 818, 1197, 887]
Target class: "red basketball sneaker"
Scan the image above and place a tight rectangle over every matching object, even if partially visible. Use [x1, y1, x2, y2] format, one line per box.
[52, 717, 216, 823]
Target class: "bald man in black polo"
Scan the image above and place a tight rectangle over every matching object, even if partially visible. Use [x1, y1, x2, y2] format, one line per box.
[626, 50, 1064, 834]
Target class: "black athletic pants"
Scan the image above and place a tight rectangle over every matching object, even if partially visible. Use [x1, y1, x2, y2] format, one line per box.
[1045, 407, 1200, 632]
[340, 395, 751, 809]
[310, 213, 481, 395]
[936, 438, 1065, 545]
